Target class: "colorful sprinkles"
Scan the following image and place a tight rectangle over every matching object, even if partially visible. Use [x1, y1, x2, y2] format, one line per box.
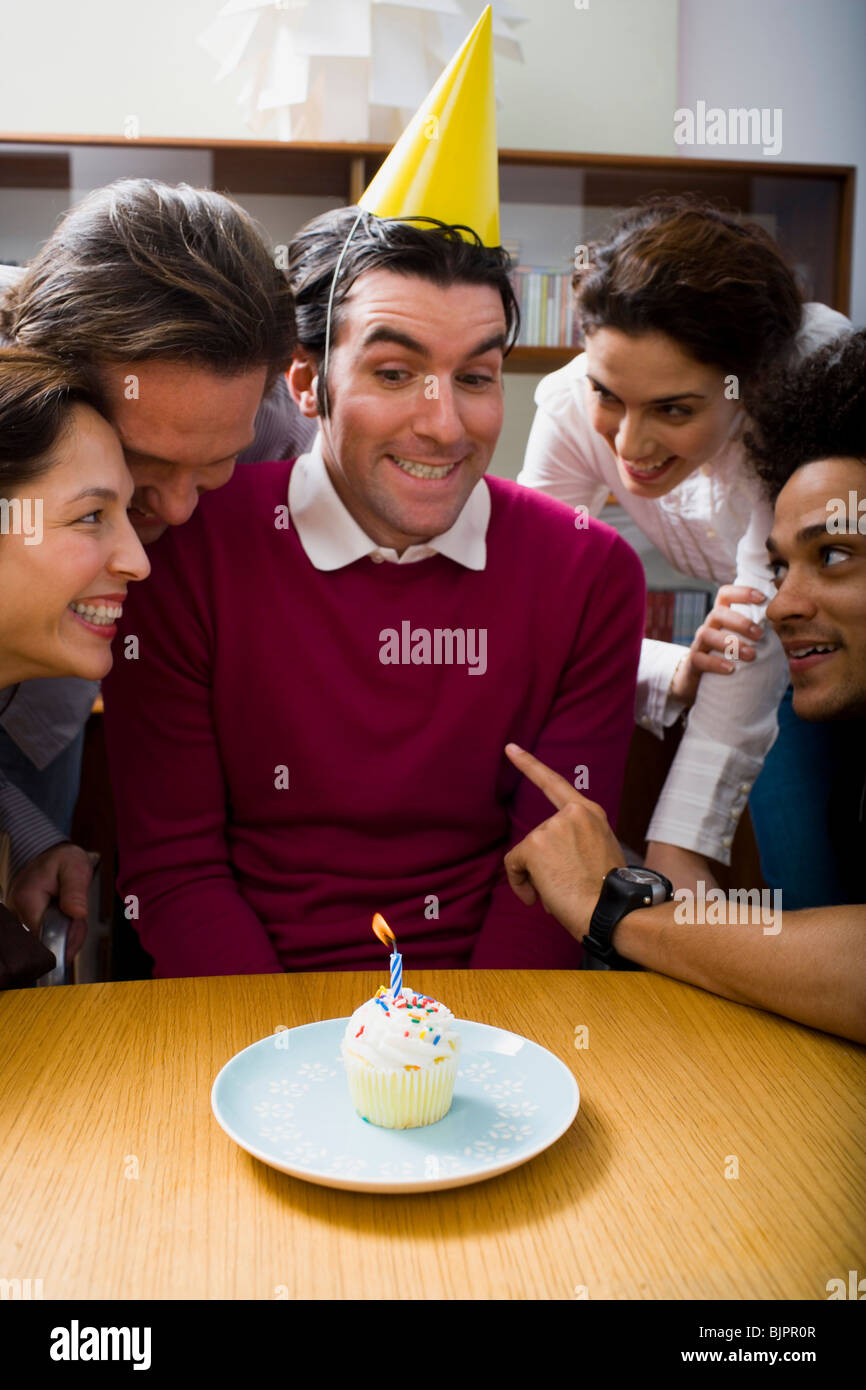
[363, 988, 450, 1055]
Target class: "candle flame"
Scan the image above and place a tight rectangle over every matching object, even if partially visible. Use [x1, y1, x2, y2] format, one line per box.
[371, 912, 396, 948]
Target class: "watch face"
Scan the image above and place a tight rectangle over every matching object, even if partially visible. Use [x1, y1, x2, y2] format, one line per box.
[617, 867, 662, 886]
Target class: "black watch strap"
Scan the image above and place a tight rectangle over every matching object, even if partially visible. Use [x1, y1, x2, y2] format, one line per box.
[583, 868, 674, 968]
[583, 897, 632, 966]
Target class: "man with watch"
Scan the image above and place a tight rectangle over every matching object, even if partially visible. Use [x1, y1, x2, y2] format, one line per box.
[503, 740, 864, 1044]
[501, 329, 865, 1044]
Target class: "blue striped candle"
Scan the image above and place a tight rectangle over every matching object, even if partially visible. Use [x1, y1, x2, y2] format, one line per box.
[390, 950, 403, 1000]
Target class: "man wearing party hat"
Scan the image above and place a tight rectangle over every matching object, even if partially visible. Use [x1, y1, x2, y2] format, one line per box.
[101, 8, 646, 978]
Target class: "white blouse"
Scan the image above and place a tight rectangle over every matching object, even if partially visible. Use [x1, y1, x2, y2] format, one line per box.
[518, 303, 851, 864]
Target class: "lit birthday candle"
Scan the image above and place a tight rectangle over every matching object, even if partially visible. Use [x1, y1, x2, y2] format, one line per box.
[372, 912, 402, 1001]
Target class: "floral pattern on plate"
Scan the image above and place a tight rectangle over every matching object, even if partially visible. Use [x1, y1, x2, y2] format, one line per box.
[212, 1018, 579, 1193]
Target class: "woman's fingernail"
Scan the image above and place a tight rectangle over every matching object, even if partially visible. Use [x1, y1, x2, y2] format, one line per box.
[750, 624, 763, 638]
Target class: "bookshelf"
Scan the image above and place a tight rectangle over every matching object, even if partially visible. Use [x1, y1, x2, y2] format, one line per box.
[0, 136, 855, 379]
[0, 134, 851, 603]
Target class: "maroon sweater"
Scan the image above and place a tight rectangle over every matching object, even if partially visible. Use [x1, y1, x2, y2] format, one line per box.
[102, 460, 645, 977]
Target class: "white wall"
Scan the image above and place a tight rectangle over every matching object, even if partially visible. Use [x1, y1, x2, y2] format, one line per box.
[0, 0, 680, 153]
[678, 0, 866, 324]
[0, 0, 242, 142]
[493, 0, 679, 156]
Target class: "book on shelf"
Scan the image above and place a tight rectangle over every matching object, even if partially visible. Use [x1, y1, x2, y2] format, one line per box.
[646, 590, 712, 645]
[509, 266, 581, 349]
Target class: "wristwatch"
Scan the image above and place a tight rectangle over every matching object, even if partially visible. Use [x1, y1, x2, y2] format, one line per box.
[583, 867, 674, 969]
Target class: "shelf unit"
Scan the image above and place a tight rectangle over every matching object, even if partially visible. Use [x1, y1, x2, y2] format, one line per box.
[0, 135, 855, 374]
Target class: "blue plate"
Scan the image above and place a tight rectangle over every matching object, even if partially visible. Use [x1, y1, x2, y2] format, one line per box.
[211, 1018, 580, 1193]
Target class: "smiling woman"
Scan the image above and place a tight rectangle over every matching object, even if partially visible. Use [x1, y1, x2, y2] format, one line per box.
[519, 196, 852, 907]
[0, 347, 149, 690]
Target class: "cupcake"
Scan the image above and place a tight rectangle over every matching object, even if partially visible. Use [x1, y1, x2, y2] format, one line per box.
[341, 985, 461, 1129]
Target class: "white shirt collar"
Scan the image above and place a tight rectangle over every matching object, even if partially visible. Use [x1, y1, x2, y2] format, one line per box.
[288, 431, 490, 572]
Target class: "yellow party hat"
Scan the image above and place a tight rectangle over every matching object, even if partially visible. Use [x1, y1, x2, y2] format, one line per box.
[358, 5, 500, 247]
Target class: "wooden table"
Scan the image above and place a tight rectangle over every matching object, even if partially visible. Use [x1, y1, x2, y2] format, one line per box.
[2, 970, 863, 1300]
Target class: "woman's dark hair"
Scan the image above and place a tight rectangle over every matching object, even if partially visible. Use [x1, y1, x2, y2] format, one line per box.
[0, 347, 104, 499]
[573, 196, 803, 392]
[289, 207, 519, 414]
[745, 329, 866, 500]
[0, 179, 296, 392]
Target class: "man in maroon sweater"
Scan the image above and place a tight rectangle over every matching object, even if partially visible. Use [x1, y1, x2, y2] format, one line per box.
[102, 210, 646, 976]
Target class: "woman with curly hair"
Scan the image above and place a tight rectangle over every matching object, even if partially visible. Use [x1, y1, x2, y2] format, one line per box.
[519, 197, 851, 905]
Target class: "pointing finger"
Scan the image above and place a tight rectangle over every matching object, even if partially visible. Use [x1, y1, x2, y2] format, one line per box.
[505, 743, 583, 812]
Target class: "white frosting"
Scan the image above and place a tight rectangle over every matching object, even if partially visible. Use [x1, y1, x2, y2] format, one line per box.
[341, 986, 461, 1072]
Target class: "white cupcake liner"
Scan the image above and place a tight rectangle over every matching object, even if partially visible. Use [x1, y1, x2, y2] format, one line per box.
[342, 1050, 457, 1129]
